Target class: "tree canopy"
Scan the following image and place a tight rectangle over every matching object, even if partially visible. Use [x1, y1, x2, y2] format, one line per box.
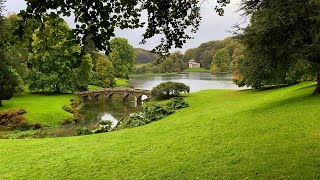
[151, 82, 190, 100]
[29, 16, 93, 93]
[237, 0, 320, 93]
[109, 38, 136, 78]
[20, 0, 230, 54]
[210, 48, 231, 73]
[0, 0, 19, 106]
[96, 56, 115, 88]
[135, 48, 157, 64]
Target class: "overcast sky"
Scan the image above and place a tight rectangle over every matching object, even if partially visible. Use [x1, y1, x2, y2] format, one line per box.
[4, 0, 245, 53]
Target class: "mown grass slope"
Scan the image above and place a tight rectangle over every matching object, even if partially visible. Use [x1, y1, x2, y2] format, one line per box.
[183, 68, 209, 72]
[1, 82, 320, 179]
[115, 78, 129, 87]
[0, 93, 75, 126]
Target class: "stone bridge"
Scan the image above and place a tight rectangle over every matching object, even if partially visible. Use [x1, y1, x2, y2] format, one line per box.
[77, 88, 151, 104]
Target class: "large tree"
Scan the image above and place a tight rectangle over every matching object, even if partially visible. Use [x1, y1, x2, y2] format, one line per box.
[210, 48, 231, 73]
[0, 0, 19, 107]
[29, 16, 93, 93]
[3, 13, 30, 82]
[19, 0, 231, 55]
[160, 57, 175, 73]
[96, 56, 115, 88]
[238, 0, 320, 93]
[109, 38, 136, 78]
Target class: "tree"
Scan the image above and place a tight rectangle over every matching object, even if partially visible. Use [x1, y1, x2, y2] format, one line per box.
[160, 57, 175, 73]
[20, 1, 230, 54]
[238, 0, 320, 93]
[96, 57, 115, 88]
[3, 13, 30, 82]
[210, 48, 231, 73]
[0, 0, 19, 106]
[168, 51, 187, 72]
[183, 48, 197, 62]
[151, 82, 190, 100]
[0, 56, 19, 107]
[29, 16, 93, 93]
[109, 38, 136, 78]
[232, 44, 246, 87]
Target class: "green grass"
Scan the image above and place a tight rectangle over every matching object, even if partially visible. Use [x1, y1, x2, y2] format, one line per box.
[183, 68, 209, 72]
[0, 93, 75, 126]
[88, 85, 103, 91]
[130, 72, 177, 77]
[115, 78, 129, 87]
[1, 82, 320, 178]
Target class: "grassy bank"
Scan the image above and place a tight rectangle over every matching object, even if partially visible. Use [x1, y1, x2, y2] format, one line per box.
[130, 72, 177, 77]
[0, 93, 75, 126]
[183, 68, 209, 72]
[1, 82, 320, 178]
[115, 78, 129, 87]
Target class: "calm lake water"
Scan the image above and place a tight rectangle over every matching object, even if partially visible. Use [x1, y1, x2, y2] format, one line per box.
[129, 72, 244, 92]
[47, 72, 246, 137]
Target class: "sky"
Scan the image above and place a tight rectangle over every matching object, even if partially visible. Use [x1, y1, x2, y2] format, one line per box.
[4, 0, 246, 53]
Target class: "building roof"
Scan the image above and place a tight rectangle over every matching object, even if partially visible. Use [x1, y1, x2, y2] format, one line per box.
[189, 59, 196, 62]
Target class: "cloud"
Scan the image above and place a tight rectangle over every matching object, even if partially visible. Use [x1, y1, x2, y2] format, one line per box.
[4, 0, 245, 53]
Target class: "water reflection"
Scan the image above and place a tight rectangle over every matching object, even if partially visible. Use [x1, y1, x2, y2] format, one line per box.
[101, 114, 118, 129]
[46, 97, 141, 137]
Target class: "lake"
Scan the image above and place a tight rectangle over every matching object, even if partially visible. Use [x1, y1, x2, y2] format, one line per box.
[47, 72, 246, 137]
[129, 72, 244, 92]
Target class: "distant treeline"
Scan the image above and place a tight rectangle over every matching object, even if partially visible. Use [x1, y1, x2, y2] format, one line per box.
[133, 37, 241, 74]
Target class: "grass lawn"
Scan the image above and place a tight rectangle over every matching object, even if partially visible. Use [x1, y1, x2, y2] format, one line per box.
[115, 78, 129, 87]
[88, 85, 103, 91]
[130, 72, 177, 77]
[1, 82, 320, 178]
[183, 68, 209, 72]
[0, 93, 75, 126]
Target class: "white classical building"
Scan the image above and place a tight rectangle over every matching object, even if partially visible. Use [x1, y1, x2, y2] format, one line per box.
[188, 59, 201, 68]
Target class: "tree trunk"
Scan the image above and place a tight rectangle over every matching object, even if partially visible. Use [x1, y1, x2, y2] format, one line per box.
[313, 63, 320, 95]
[0, 100, 2, 107]
[55, 85, 61, 94]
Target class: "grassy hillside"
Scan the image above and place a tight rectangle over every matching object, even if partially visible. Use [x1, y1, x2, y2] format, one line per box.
[1, 82, 320, 179]
[115, 78, 128, 87]
[183, 68, 209, 72]
[0, 93, 74, 126]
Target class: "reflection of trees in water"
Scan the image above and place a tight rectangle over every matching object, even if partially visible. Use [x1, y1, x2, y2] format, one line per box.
[80, 97, 142, 123]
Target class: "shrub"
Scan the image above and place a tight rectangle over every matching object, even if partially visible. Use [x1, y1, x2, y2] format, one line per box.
[151, 82, 190, 100]
[17, 131, 49, 139]
[77, 127, 92, 136]
[118, 97, 189, 129]
[62, 105, 82, 125]
[32, 123, 43, 130]
[143, 103, 174, 121]
[90, 71, 103, 87]
[0, 109, 33, 131]
[117, 113, 146, 129]
[133, 65, 148, 74]
[92, 120, 113, 133]
[151, 66, 161, 73]
[165, 97, 189, 110]
[70, 98, 82, 108]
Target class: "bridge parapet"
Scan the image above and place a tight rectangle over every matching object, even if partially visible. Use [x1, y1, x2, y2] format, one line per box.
[77, 88, 151, 103]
